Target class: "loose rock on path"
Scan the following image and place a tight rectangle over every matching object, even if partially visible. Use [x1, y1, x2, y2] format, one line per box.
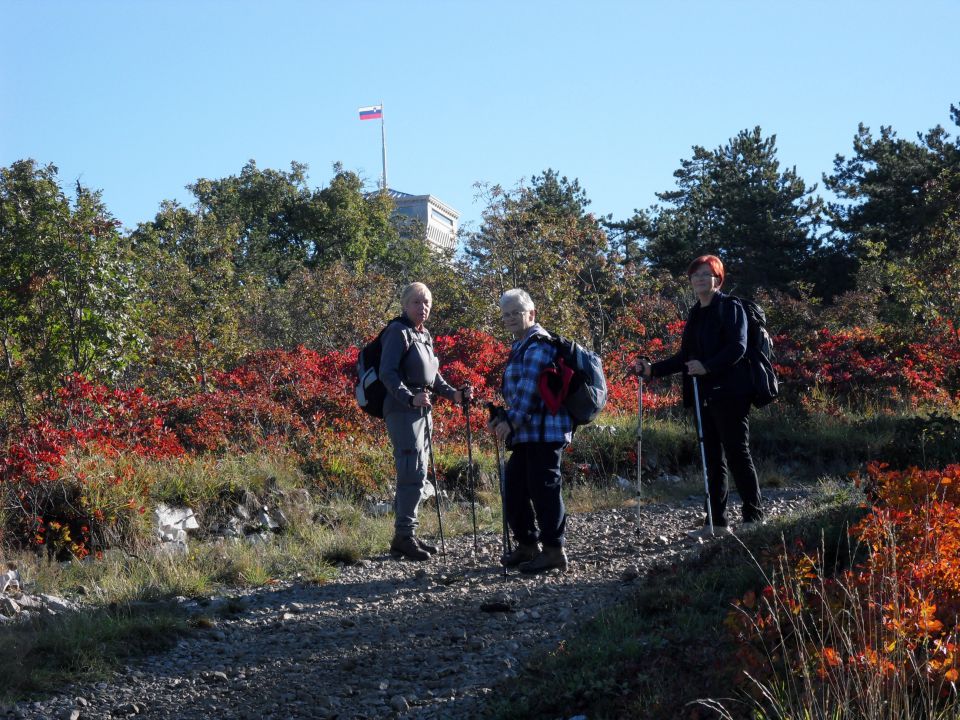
[9, 488, 814, 720]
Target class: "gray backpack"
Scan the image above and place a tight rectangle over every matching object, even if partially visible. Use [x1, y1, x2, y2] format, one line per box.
[533, 331, 608, 427]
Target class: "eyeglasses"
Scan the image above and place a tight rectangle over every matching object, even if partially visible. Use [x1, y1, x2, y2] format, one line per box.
[690, 272, 717, 280]
[500, 309, 527, 320]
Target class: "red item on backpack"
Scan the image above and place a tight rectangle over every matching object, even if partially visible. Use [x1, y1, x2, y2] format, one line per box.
[538, 357, 575, 414]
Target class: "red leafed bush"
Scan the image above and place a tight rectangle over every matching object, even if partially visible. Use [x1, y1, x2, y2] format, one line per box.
[0, 375, 184, 558]
[602, 314, 687, 415]
[162, 332, 509, 448]
[432, 329, 508, 436]
[7, 318, 960, 558]
[163, 346, 360, 452]
[773, 320, 960, 407]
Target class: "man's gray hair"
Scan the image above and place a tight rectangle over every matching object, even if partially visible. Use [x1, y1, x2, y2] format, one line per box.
[499, 288, 535, 311]
[400, 282, 431, 305]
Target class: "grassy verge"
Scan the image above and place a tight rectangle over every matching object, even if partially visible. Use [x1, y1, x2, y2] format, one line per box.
[0, 606, 187, 703]
[489, 480, 867, 720]
[567, 405, 931, 488]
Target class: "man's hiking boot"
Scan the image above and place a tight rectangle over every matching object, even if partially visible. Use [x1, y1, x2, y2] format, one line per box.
[390, 534, 431, 561]
[414, 536, 439, 555]
[500, 542, 539, 567]
[685, 525, 733, 541]
[519, 546, 568, 574]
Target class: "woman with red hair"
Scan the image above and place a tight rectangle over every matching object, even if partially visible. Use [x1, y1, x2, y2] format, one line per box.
[635, 255, 763, 538]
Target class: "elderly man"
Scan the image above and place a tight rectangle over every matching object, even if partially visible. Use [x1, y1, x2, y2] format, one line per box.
[380, 282, 471, 561]
[487, 288, 572, 573]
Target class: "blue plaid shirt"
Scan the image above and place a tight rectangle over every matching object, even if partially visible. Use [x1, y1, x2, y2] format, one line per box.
[502, 325, 574, 446]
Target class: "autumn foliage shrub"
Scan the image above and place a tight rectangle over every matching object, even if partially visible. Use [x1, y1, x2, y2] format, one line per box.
[0, 375, 183, 558]
[605, 310, 686, 414]
[773, 319, 960, 410]
[163, 346, 358, 452]
[723, 462, 960, 718]
[5, 317, 960, 557]
[0, 331, 510, 553]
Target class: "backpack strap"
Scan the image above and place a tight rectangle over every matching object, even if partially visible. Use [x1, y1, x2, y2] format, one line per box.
[517, 329, 554, 358]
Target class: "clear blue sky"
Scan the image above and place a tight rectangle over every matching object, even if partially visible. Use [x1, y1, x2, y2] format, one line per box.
[2, 0, 958, 234]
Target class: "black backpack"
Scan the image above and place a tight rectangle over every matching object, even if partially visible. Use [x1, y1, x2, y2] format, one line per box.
[730, 296, 779, 408]
[355, 318, 414, 419]
[531, 331, 608, 427]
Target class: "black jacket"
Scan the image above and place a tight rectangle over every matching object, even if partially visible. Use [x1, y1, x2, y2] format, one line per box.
[651, 292, 752, 407]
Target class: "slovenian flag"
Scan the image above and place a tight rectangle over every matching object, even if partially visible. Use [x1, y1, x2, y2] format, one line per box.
[358, 105, 383, 120]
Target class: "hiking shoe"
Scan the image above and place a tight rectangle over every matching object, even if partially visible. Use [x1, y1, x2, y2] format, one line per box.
[500, 542, 539, 567]
[390, 535, 431, 561]
[519, 546, 568, 574]
[685, 525, 733, 541]
[737, 519, 766, 532]
[414, 536, 439, 555]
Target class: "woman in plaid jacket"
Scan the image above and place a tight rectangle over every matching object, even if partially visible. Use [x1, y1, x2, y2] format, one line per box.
[488, 289, 573, 573]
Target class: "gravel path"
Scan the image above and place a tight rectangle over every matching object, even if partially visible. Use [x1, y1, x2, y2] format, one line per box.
[9, 488, 814, 720]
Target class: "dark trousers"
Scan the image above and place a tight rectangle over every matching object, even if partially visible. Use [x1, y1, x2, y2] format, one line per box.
[504, 442, 567, 548]
[699, 394, 763, 526]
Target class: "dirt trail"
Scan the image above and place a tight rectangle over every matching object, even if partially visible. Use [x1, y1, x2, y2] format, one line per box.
[11, 488, 812, 720]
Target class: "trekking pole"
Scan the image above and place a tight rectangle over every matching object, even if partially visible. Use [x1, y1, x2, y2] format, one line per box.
[691, 376, 714, 535]
[487, 403, 511, 577]
[493, 436, 511, 577]
[463, 396, 479, 554]
[634, 356, 651, 533]
[423, 403, 446, 559]
[636, 374, 644, 531]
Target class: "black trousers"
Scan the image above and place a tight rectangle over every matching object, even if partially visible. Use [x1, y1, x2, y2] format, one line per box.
[698, 394, 762, 526]
[504, 441, 567, 548]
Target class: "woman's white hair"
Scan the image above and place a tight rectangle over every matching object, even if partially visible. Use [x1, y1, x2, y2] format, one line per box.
[400, 282, 431, 305]
[499, 288, 535, 311]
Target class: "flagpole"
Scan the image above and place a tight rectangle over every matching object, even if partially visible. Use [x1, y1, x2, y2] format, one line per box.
[380, 101, 388, 192]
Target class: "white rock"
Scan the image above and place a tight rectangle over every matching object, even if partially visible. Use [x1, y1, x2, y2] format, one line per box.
[420, 479, 436, 501]
[258, 508, 279, 530]
[0, 566, 20, 593]
[40, 594, 77, 613]
[155, 540, 189, 557]
[367, 501, 392, 516]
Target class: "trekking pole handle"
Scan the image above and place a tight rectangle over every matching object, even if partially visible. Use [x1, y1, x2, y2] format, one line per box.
[411, 389, 433, 409]
[486, 402, 508, 423]
[486, 402, 513, 444]
[629, 355, 653, 378]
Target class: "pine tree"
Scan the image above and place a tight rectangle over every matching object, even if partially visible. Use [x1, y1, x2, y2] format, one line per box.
[620, 128, 823, 297]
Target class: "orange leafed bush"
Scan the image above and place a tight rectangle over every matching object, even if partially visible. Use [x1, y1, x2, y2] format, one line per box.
[728, 461, 960, 711]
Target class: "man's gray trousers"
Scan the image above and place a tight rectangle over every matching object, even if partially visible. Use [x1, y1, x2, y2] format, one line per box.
[385, 407, 432, 536]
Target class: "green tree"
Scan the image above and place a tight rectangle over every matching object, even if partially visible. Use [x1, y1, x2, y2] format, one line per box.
[188, 160, 313, 284]
[132, 161, 420, 388]
[620, 128, 823, 297]
[0, 160, 141, 416]
[823, 103, 960, 300]
[186, 160, 403, 283]
[465, 170, 611, 349]
[850, 159, 960, 326]
[0, 160, 65, 422]
[131, 201, 254, 394]
[310, 167, 401, 274]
